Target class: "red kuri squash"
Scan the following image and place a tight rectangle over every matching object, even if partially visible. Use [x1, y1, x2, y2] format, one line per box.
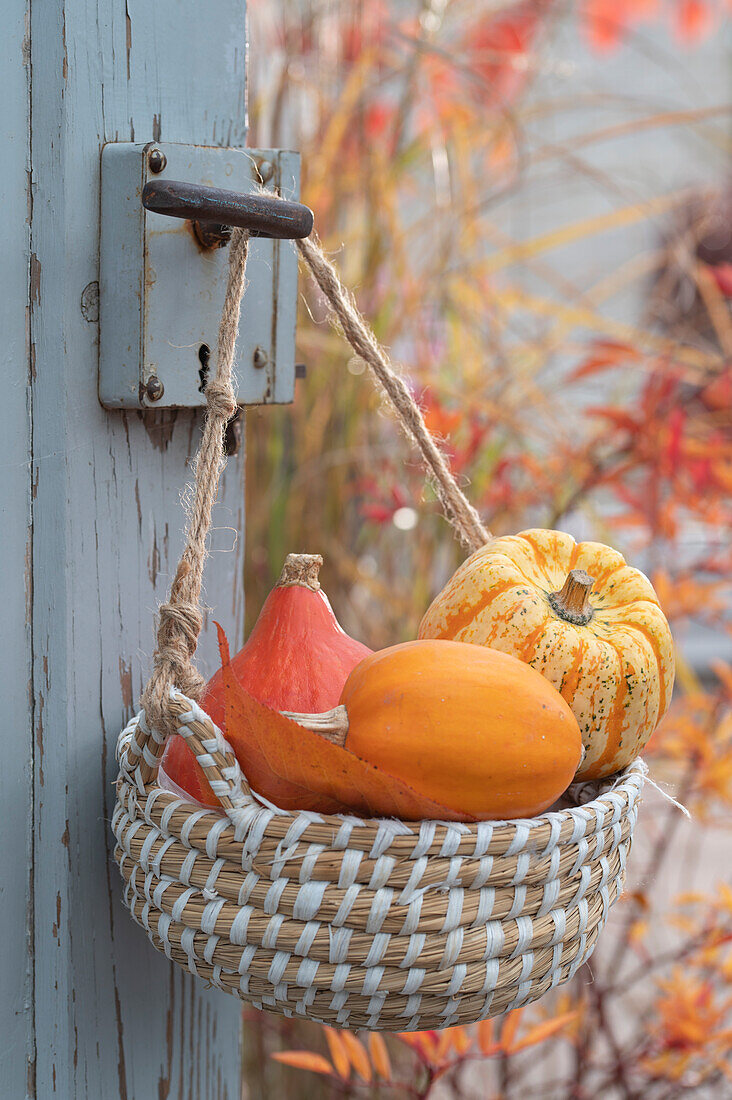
[161, 553, 372, 803]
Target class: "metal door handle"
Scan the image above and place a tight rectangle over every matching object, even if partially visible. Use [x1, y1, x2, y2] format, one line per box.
[141, 179, 314, 241]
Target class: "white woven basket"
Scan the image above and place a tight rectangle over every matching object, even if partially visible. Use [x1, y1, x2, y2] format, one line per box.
[113, 223, 646, 1030]
[113, 688, 644, 1030]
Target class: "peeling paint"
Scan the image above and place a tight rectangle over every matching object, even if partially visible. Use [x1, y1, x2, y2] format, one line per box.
[113, 983, 129, 1100]
[119, 657, 133, 711]
[30, 253, 41, 306]
[139, 408, 179, 452]
[52, 892, 61, 943]
[125, 3, 132, 81]
[148, 527, 160, 587]
[61, 10, 67, 82]
[35, 692, 44, 788]
[80, 281, 99, 323]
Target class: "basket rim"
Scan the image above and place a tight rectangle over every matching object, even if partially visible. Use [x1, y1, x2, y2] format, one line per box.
[117, 701, 646, 838]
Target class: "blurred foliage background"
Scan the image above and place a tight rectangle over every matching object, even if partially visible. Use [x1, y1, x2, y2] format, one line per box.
[238, 1, 732, 1096]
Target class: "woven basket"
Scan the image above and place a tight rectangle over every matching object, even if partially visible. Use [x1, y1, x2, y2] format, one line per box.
[113, 225, 646, 1029]
[114, 689, 644, 1030]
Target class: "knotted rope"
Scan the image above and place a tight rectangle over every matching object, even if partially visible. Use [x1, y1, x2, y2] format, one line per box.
[137, 218, 490, 778]
[139, 229, 250, 766]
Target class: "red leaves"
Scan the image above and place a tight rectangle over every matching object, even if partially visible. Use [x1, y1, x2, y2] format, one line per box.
[570, 339, 641, 380]
[675, 0, 715, 43]
[709, 262, 732, 298]
[582, 0, 717, 52]
[583, 0, 628, 53]
[464, 2, 544, 102]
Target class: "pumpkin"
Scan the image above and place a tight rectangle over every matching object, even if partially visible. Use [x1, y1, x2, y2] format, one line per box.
[161, 552, 372, 804]
[284, 639, 583, 819]
[418, 528, 675, 780]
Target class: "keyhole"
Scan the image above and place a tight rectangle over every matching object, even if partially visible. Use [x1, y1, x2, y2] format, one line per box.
[198, 343, 211, 393]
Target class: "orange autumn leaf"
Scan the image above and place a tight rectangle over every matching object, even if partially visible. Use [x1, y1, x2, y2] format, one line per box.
[643, 968, 732, 1082]
[629, 918, 650, 946]
[339, 1032, 372, 1082]
[509, 1012, 579, 1053]
[718, 882, 732, 914]
[271, 1051, 335, 1076]
[431, 1028, 457, 1063]
[477, 1018, 499, 1055]
[217, 624, 474, 820]
[398, 1031, 439, 1061]
[367, 1032, 392, 1080]
[500, 1009, 524, 1052]
[323, 1028, 351, 1080]
[446, 1026, 472, 1056]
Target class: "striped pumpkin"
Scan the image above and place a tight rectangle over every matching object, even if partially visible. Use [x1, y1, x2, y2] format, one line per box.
[418, 528, 675, 780]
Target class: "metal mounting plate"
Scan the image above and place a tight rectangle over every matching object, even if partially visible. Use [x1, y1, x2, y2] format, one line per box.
[99, 142, 300, 408]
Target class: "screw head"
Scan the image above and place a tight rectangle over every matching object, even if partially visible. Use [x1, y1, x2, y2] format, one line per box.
[253, 346, 269, 370]
[256, 159, 274, 184]
[145, 375, 164, 401]
[148, 148, 167, 174]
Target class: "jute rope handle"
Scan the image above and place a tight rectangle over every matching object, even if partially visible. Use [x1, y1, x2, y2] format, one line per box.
[131, 218, 491, 788]
[134, 229, 251, 783]
[296, 234, 491, 554]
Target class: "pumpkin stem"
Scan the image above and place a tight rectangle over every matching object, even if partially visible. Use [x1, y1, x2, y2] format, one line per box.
[280, 704, 349, 747]
[277, 553, 323, 591]
[549, 569, 595, 625]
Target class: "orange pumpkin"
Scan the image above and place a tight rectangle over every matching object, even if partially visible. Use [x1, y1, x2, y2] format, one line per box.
[418, 529, 675, 780]
[286, 639, 583, 819]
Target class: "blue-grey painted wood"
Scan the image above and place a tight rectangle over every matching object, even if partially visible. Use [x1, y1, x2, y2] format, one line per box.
[0, 1, 34, 1098]
[26, 0, 250, 1095]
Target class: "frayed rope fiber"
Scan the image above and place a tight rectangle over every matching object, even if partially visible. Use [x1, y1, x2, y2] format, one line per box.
[139, 229, 250, 775]
[296, 234, 492, 555]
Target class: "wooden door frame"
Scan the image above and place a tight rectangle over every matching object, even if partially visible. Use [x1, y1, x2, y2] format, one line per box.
[3, 2, 252, 1095]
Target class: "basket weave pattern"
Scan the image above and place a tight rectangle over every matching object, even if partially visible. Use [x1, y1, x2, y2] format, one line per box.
[113, 226, 645, 1028]
[113, 689, 644, 1030]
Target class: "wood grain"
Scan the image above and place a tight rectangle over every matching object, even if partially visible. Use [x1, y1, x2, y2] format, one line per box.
[22, 0, 250, 1094]
[1, 2, 34, 1098]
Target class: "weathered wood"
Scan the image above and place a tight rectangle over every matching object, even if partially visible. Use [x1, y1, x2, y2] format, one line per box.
[21, 0, 252, 1095]
[1, 3, 34, 1099]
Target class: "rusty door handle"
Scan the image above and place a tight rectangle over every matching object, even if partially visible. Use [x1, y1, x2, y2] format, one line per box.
[141, 179, 314, 241]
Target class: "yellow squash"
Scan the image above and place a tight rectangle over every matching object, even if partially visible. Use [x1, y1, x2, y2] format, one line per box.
[419, 529, 675, 780]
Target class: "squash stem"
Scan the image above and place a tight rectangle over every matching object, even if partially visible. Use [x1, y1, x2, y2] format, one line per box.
[280, 704, 350, 746]
[277, 552, 323, 591]
[549, 569, 595, 626]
